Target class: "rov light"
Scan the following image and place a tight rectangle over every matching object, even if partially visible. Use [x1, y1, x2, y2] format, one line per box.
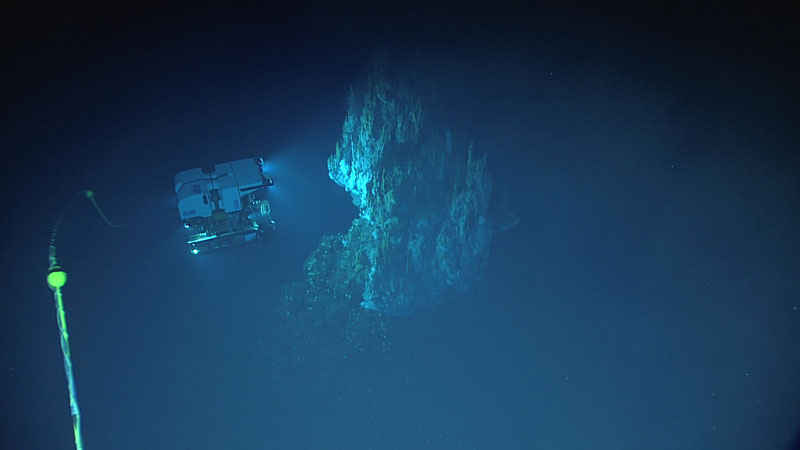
[191, 248, 199, 255]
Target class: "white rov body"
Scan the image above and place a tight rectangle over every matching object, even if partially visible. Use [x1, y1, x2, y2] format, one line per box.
[175, 157, 274, 254]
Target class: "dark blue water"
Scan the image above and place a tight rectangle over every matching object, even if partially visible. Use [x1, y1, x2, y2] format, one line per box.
[2, 4, 798, 449]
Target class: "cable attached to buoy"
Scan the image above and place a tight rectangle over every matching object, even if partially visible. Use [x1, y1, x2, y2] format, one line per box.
[47, 190, 125, 450]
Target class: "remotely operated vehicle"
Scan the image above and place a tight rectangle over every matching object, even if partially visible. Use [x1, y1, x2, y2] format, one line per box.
[174, 157, 275, 255]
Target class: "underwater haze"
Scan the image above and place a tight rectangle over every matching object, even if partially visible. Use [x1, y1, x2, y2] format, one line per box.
[2, 3, 799, 450]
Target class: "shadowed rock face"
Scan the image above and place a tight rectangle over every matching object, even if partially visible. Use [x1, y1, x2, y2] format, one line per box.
[322, 70, 493, 316]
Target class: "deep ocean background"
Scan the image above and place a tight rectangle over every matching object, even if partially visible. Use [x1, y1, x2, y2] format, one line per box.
[2, 2, 799, 449]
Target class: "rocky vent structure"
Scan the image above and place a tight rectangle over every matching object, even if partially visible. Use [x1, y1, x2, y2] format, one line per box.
[268, 70, 493, 380]
[319, 71, 493, 316]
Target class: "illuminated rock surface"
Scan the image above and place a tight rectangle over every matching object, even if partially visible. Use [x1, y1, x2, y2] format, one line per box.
[328, 71, 492, 315]
[270, 69, 492, 369]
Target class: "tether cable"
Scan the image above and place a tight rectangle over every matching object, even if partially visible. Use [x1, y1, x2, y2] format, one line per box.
[47, 190, 125, 450]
